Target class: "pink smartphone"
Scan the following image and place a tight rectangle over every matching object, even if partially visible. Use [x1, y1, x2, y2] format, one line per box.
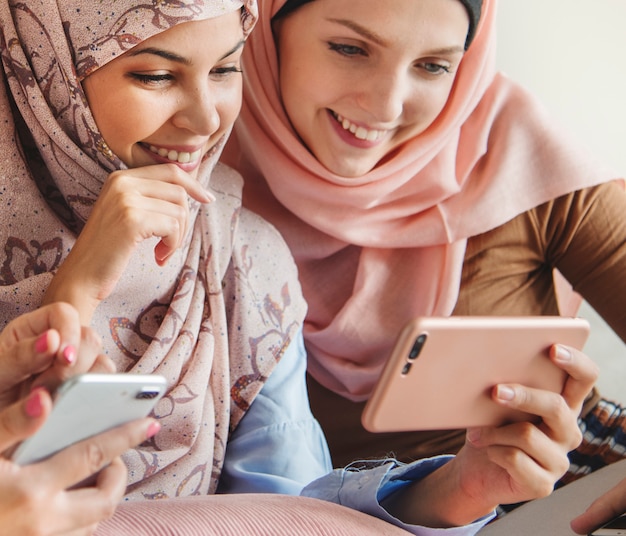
[361, 316, 590, 432]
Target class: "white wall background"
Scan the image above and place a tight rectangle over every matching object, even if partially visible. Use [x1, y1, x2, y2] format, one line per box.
[495, 1, 626, 403]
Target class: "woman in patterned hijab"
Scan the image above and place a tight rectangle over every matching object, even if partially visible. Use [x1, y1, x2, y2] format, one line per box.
[0, 0, 309, 499]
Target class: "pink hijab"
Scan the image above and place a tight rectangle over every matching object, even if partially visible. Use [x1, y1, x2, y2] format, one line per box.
[226, 0, 618, 401]
[1, 0, 306, 498]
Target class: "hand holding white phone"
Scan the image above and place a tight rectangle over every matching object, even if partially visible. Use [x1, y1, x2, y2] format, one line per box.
[11, 373, 166, 465]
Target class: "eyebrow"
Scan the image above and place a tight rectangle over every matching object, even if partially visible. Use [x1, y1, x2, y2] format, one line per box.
[128, 39, 245, 64]
[326, 17, 465, 55]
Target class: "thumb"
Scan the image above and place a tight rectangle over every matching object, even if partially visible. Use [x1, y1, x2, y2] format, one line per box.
[0, 387, 52, 454]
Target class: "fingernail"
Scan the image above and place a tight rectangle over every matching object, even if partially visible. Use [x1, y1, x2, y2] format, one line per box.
[62, 345, 77, 365]
[35, 332, 49, 353]
[147, 421, 161, 439]
[204, 190, 216, 203]
[496, 385, 515, 401]
[25, 387, 47, 418]
[554, 345, 572, 363]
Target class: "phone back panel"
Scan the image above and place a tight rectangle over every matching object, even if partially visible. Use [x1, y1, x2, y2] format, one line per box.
[12, 373, 166, 465]
[362, 316, 590, 432]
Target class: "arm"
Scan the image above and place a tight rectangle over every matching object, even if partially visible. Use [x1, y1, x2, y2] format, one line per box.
[217, 330, 332, 495]
[571, 479, 626, 535]
[376, 343, 597, 527]
[546, 182, 626, 342]
[219, 331, 493, 534]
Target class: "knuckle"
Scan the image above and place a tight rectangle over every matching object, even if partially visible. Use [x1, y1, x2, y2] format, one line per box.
[99, 495, 118, 521]
[533, 478, 555, 499]
[50, 301, 79, 322]
[568, 425, 583, 450]
[81, 325, 103, 349]
[514, 422, 536, 444]
[556, 454, 571, 477]
[82, 441, 108, 474]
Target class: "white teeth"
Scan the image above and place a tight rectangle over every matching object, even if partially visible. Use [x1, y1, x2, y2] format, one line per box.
[149, 145, 202, 164]
[335, 113, 385, 142]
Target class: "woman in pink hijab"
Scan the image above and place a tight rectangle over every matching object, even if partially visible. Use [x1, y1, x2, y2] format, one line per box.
[223, 0, 626, 498]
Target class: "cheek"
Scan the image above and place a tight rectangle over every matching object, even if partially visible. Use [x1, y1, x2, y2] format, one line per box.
[407, 82, 456, 131]
[217, 85, 243, 131]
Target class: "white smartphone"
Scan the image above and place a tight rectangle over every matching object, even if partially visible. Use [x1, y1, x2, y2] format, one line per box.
[12, 373, 167, 465]
[589, 514, 626, 535]
[361, 316, 590, 432]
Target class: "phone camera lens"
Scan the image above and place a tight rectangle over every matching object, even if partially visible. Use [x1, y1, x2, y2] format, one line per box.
[136, 389, 160, 400]
[408, 333, 427, 360]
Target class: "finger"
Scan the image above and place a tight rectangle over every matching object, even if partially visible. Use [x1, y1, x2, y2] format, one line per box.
[57, 457, 128, 533]
[0, 303, 82, 388]
[0, 302, 81, 354]
[550, 344, 599, 410]
[490, 383, 581, 448]
[571, 483, 626, 534]
[0, 388, 53, 453]
[35, 418, 159, 489]
[138, 162, 213, 203]
[33, 326, 103, 391]
[474, 418, 572, 478]
[0, 330, 60, 391]
[87, 354, 117, 374]
[110, 163, 211, 204]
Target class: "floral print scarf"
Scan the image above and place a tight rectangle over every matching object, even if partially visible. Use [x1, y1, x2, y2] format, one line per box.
[0, 0, 306, 498]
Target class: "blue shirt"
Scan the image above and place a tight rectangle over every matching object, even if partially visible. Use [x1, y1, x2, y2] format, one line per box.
[217, 330, 494, 535]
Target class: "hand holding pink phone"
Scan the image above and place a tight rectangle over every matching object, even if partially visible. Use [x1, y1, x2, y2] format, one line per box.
[362, 316, 590, 432]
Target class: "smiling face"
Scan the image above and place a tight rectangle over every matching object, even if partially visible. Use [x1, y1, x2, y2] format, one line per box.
[274, 0, 469, 178]
[82, 11, 244, 180]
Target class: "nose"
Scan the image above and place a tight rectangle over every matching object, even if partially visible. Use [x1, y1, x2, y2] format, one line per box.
[171, 82, 220, 135]
[356, 69, 408, 123]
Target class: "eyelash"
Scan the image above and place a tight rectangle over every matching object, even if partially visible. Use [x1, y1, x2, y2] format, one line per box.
[130, 73, 172, 85]
[130, 66, 242, 86]
[420, 63, 451, 75]
[328, 41, 366, 57]
[327, 41, 452, 76]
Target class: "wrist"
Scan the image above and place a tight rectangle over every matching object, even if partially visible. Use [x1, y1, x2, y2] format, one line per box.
[382, 457, 496, 528]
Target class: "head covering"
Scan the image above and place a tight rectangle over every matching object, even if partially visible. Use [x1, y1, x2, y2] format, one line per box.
[273, 0, 483, 49]
[0, 0, 306, 497]
[223, 0, 619, 400]
[459, 0, 482, 48]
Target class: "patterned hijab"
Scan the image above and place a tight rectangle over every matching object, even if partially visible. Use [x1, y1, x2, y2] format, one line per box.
[0, 0, 306, 497]
[223, 0, 619, 400]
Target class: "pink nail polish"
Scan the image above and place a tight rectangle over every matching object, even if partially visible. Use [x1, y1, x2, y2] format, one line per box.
[35, 332, 49, 353]
[146, 421, 161, 439]
[62, 345, 77, 365]
[25, 388, 46, 418]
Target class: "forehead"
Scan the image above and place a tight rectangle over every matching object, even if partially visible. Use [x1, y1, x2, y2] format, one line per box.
[278, 0, 469, 52]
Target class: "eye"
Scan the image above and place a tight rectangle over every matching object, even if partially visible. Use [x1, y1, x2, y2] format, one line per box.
[328, 41, 367, 58]
[129, 72, 173, 86]
[416, 62, 452, 76]
[209, 65, 243, 80]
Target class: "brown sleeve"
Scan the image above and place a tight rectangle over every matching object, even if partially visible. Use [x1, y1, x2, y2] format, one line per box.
[533, 181, 626, 343]
[457, 181, 626, 345]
